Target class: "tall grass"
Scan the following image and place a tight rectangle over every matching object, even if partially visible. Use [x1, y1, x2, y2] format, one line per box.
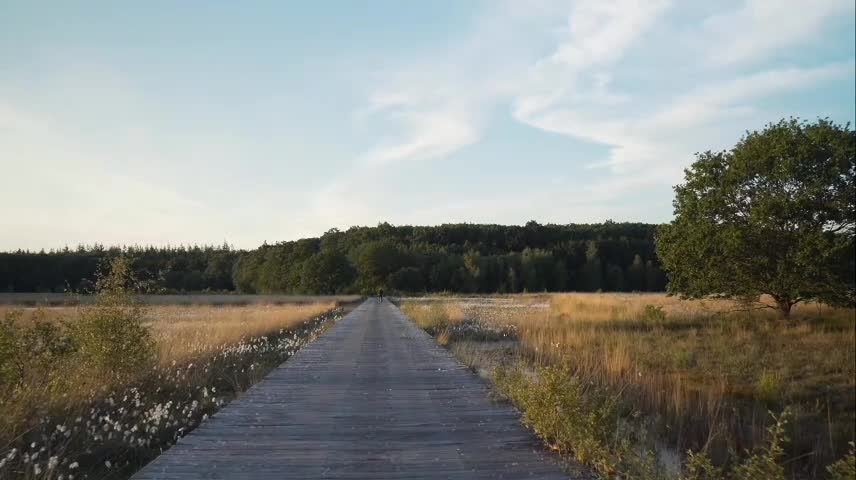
[148, 304, 336, 363]
[402, 294, 856, 479]
[0, 303, 336, 365]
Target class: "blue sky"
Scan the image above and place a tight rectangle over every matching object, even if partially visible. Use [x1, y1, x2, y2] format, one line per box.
[1, 0, 854, 250]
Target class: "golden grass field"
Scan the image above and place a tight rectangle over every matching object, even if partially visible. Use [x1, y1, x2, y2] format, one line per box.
[147, 304, 336, 363]
[0, 303, 336, 364]
[402, 293, 856, 478]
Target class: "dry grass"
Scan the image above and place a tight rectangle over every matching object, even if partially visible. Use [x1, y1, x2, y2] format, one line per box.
[402, 293, 856, 478]
[0, 303, 336, 364]
[146, 304, 336, 363]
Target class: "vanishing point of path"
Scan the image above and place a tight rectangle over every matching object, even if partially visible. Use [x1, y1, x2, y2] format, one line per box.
[133, 300, 575, 479]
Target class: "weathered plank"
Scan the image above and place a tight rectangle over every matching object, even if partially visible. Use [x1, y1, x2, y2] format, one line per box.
[133, 300, 577, 479]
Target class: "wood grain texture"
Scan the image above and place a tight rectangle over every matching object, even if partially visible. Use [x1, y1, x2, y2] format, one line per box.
[133, 299, 579, 479]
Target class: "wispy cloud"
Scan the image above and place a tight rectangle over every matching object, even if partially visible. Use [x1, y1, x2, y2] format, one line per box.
[648, 61, 855, 132]
[355, 1, 566, 167]
[518, 61, 854, 173]
[353, 0, 853, 181]
[702, 0, 854, 66]
[360, 102, 481, 166]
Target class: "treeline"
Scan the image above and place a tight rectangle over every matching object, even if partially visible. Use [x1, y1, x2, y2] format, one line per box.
[0, 244, 238, 293]
[0, 222, 667, 294]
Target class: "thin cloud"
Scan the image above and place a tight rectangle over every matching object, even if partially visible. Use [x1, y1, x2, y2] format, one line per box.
[360, 105, 481, 166]
[703, 0, 854, 66]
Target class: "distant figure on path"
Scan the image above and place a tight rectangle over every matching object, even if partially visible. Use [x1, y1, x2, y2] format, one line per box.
[378, 288, 384, 302]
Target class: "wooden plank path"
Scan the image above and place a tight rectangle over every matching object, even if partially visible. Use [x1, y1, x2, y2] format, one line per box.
[133, 299, 576, 479]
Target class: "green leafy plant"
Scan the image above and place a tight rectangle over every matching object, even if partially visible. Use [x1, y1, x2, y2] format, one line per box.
[0, 310, 75, 389]
[69, 257, 154, 377]
[642, 304, 667, 323]
[754, 371, 784, 404]
[494, 364, 648, 477]
[826, 443, 856, 480]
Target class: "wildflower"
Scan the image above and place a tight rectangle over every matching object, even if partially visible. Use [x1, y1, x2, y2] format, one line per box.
[69, 461, 79, 469]
[105, 460, 112, 468]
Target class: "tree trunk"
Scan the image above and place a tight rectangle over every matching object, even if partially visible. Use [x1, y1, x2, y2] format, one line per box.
[775, 297, 793, 320]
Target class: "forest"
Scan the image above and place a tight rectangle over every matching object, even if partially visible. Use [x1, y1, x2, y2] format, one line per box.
[0, 221, 667, 294]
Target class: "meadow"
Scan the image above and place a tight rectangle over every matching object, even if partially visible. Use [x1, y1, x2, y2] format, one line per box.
[0, 296, 348, 479]
[401, 294, 856, 479]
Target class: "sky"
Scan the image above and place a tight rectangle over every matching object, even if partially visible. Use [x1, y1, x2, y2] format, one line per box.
[1, 0, 854, 250]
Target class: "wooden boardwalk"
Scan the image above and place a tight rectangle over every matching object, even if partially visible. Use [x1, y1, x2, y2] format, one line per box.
[133, 300, 574, 479]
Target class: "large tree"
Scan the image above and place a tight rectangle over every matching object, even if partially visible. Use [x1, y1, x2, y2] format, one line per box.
[354, 240, 404, 292]
[657, 118, 855, 318]
[299, 249, 355, 294]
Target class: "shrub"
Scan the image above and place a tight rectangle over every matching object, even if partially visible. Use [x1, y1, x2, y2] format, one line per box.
[69, 257, 154, 377]
[0, 310, 75, 389]
[493, 364, 644, 476]
[754, 371, 784, 404]
[681, 450, 723, 480]
[642, 304, 667, 323]
[827, 443, 856, 480]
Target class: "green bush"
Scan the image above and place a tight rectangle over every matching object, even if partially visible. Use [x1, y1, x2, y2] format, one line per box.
[827, 443, 856, 480]
[494, 364, 647, 477]
[754, 371, 784, 404]
[642, 304, 667, 323]
[681, 450, 723, 480]
[0, 310, 75, 389]
[69, 257, 154, 377]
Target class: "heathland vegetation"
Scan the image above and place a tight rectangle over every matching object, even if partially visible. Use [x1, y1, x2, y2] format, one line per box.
[0, 258, 344, 479]
[402, 294, 855, 479]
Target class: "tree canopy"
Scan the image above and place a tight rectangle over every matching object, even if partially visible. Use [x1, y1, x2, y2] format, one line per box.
[656, 118, 856, 318]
